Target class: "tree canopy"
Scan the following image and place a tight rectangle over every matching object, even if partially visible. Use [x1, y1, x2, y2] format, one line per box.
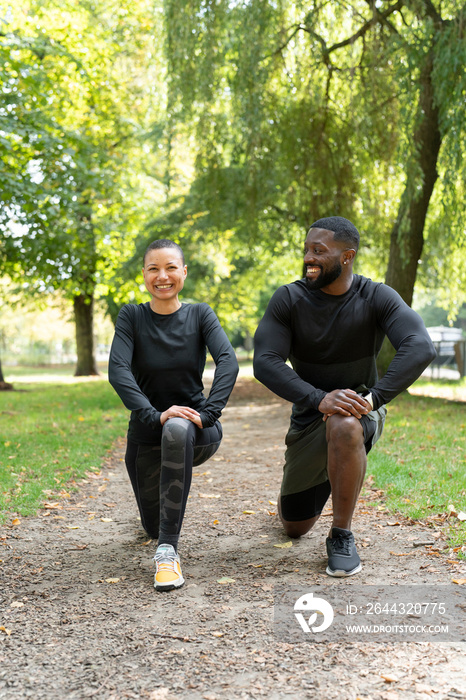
[1, 0, 465, 374]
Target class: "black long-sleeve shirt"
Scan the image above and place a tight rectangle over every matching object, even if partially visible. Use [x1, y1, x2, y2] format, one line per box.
[109, 302, 239, 444]
[253, 276, 436, 430]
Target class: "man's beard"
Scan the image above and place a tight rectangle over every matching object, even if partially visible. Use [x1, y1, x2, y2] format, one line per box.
[305, 261, 342, 290]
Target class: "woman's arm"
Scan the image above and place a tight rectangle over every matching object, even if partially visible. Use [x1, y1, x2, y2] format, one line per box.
[198, 305, 239, 428]
[108, 305, 162, 429]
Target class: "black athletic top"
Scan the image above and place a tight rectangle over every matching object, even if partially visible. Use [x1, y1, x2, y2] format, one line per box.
[109, 302, 239, 444]
[253, 275, 436, 430]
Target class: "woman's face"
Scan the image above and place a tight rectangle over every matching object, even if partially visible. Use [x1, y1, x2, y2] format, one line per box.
[142, 248, 187, 304]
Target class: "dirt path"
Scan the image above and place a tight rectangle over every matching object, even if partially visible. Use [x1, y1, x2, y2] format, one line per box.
[1, 379, 465, 700]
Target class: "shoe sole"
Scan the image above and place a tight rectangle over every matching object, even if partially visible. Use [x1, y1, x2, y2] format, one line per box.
[154, 577, 185, 592]
[326, 563, 362, 577]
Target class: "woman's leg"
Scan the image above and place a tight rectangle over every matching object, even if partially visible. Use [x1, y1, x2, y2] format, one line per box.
[158, 418, 221, 551]
[125, 440, 161, 539]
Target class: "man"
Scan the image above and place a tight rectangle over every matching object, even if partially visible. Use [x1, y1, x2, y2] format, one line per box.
[253, 216, 436, 577]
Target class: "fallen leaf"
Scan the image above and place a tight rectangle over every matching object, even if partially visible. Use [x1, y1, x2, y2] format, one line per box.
[11, 518, 20, 526]
[381, 674, 399, 683]
[0, 626, 12, 636]
[211, 631, 223, 637]
[105, 578, 120, 583]
[242, 510, 256, 515]
[447, 504, 457, 516]
[415, 683, 435, 693]
[217, 577, 235, 584]
[100, 518, 113, 523]
[457, 511, 466, 521]
[268, 500, 277, 506]
[198, 493, 220, 499]
[212, 519, 219, 524]
[10, 602, 24, 608]
[66, 526, 80, 530]
[386, 521, 401, 526]
[452, 578, 466, 585]
[389, 551, 413, 557]
[274, 541, 292, 548]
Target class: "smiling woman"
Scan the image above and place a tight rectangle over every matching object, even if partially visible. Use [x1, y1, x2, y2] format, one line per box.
[142, 241, 187, 314]
[108, 239, 239, 592]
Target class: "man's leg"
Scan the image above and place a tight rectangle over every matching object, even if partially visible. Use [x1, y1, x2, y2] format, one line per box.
[278, 503, 320, 538]
[325, 414, 366, 530]
[278, 481, 332, 538]
[324, 414, 366, 577]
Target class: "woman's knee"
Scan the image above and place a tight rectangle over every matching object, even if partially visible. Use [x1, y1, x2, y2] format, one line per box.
[162, 417, 194, 446]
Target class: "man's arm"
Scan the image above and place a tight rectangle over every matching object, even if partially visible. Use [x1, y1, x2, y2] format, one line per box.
[370, 284, 437, 409]
[253, 286, 327, 409]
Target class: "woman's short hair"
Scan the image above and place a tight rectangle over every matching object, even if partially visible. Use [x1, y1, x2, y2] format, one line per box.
[143, 239, 185, 265]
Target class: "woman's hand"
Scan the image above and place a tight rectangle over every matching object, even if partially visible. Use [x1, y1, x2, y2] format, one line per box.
[160, 405, 203, 428]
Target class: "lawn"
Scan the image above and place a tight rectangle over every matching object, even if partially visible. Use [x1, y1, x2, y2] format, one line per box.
[367, 386, 466, 552]
[0, 378, 128, 522]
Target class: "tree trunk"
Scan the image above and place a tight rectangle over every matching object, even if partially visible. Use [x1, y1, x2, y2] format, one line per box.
[378, 50, 442, 374]
[74, 293, 99, 376]
[0, 359, 13, 390]
[385, 51, 442, 305]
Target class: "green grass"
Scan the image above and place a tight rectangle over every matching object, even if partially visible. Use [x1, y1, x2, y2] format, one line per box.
[0, 379, 128, 523]
[367, 391, 466, 550]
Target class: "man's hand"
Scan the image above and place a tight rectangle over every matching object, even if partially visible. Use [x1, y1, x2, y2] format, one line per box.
[318, 389, 371, 422]
[160, 405, 203, 428]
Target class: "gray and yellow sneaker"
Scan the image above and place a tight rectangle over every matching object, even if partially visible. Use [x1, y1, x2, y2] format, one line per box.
[154, 544, 185, 591]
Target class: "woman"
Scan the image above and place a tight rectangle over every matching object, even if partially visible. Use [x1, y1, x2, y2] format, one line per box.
[109, 239, 238, 591]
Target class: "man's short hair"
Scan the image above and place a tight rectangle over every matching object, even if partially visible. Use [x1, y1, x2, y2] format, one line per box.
[309, 216, 360, 251]
[143, 239, 185, 265]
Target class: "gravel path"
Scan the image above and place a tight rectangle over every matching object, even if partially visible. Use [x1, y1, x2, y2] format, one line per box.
[1, 379, 465, 699]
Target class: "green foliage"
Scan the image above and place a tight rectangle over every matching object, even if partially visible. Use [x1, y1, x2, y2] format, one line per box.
[0, 379, 128, 522]
[145, 0, 466, 331]
[2, 0, 466, 341]
[0, 0, 163, 299]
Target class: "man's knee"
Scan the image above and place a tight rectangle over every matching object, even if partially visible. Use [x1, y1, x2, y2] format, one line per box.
[278, 495, 320, 537]
[326, 414, 364, 448]
[281, 516, 320, 538]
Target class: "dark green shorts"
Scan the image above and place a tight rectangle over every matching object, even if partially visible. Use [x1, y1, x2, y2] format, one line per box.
[281, 405, 387, 497]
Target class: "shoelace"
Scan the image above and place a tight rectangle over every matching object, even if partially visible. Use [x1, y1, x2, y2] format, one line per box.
[154, 550, 178, 572]
[331, 533, 352, 555]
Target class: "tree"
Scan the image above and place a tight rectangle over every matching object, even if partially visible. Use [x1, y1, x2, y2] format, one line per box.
[152, 0, 466, 338]
[0, 0, 164, 374]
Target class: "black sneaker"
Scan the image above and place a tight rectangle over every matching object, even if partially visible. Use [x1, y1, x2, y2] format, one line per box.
[326, 527, 362, 577]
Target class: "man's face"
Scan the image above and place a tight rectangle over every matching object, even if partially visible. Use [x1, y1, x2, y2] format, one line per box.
[303, 228, 345, 291]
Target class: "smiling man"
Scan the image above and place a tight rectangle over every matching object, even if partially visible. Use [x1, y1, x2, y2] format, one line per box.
[253, 216, 436, 577]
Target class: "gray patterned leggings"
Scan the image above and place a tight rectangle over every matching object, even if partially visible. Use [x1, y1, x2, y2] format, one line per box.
[125, 418, 222, 550]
